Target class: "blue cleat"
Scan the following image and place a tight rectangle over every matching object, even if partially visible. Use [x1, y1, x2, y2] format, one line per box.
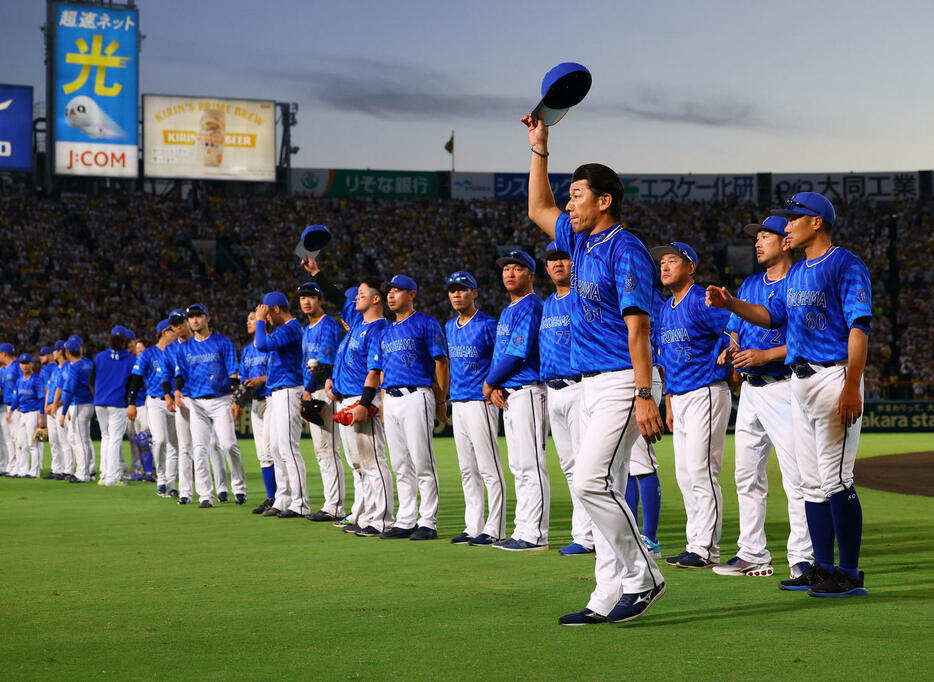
[672, 552, 715, 568]
[641, 535, 662, 559]
[450, 532, 472, 544]
[559, 542, 595, 556]
[607, 583, 666, 624]
[559, 608, 607, 626]
[494, 538, 548, 552]
[468, 533, 497, 546]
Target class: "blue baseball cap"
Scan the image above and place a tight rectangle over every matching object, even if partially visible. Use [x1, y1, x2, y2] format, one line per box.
[17, 353, 33, 364]
[156, 319, 172, 335]
[496, 250, 537, 274]
[186, 303, 209, 316]
[0, 343, 14, 354]
[532, 62, 592, 126]
[771, 191, 836, 226]
[262, 291, 289, 308]
[39, 346, 53, 356]
[53, 340, 66, 352]
[168, 308, 187, 323]
[111, 326, 128, 337]
[381, 274, 418, 293]
[744, 216, 788, 238]
[124, 328, 136, 340]
[651, 241, 699, 267]
[445, 271, 478, 290]
[64, 338, 82, 353]
[297, 281, 324, 297]
[67, 334, 83, 346]
[301, 225, 331, 252]
[545, 241, 571, 260]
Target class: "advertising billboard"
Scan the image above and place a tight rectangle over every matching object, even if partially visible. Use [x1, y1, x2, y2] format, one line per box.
[143, 95, 276, 181]
[52, 2, 139, 177]
[0, 84, 33, 171]
[290, 168, 438, 197]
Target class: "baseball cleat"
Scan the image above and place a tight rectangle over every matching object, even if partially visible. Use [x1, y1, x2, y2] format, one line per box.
[198, 499, 214, 508]
[234, 494, 246, 505]
[342, 523, 363, 534]
[468, 533, 497, 546]
[607, 583, 666, 624]
[641, 535, 662, 560]
[672, 552, 716, 568]
[262, 506, 282, 517]
[217, 492, 229, 503]
[712, 556, 774, 577]
[410, 526, 438, 541]
[252, 498, 274, 514]
[168, 489, 179, 498]
[308, 510, 338, 522]
[665, 550, 690, 565]
[354, 525, 381, 537]
[450, 532, 473, 544]
[177, 497, 191, 505]
[808, 569, 867, 598]
[558, 608, 607, 626]
[790, 561, 812, 579]
[333, 516, 352, 527]
[494, 538, 548, 551]
[277, 509, 302, 518]
[379, 526, 416, 539]
[558, 542, 595, 556]
[42, 472, 56, 480]
[156, 484, 167, 497]
[780, 564, 831, 591]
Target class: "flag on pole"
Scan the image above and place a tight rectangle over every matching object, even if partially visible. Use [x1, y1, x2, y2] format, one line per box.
[444, 132, 454, 154]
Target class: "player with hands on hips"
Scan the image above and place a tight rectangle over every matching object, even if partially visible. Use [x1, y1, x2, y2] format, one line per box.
[652, 241, 732, 569]
[707, 192, 871, 598]
[524, 113, 666, 626]
[712, 216, 813, 579]
[483, 250, 549, 552]
[444, 271, 507, 546]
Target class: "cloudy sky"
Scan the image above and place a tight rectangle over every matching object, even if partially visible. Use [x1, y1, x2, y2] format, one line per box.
[3, 0, 932, 173]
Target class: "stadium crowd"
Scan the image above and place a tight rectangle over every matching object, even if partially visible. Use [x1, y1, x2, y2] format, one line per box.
[0, 187, 929, 397]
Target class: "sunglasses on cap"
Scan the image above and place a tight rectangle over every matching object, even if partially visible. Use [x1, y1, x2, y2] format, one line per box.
[783, 199, 821, 216]
[445, 273, 476, 288]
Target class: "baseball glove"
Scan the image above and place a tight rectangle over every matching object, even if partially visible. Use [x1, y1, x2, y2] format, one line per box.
[332, 401, 379, 426]
[231, 382, 255, 407]
[33, 426, 49, 442]
[300, 398, 326, 427]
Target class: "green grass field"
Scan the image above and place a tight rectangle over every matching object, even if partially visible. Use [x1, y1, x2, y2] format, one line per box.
[1, 433, 932, 680]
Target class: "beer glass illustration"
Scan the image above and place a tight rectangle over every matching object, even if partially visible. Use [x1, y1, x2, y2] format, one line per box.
[197, 110, 225, 167]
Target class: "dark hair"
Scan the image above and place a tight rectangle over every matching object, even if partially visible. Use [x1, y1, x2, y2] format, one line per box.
[110, 334, 128, 351]
[572, 163, 623, 221]
[359, 276, 383, 298]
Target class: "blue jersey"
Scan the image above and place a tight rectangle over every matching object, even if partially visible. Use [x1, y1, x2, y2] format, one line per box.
[767, 247, 872, 365]
[657, 284, 732, 395]
[0, 362, 21, 405]
[133, 346, 171, 399]
[445, 311, 497, 401]
[62, 357, 94, 405]
[539, 290, 578, 381]
[375, 312, 447, 389]
[302, 315, 342, 388]
[492, 292, 543, 388]
[332, 317, 388, 397]
[45, 364, 64, 403]
[93, 348, 134, 407]
[554, 213, 658, 373]
[12, 375, 45, 413]
[727, 272, 790, 377]
[40, 363, 57, 400]
[175, 333, 239, 399]
[239, 341, 271, 399]
[650, 288, 666, 365]
[161, 340, 188, 396]
[255, 318, 304, 390]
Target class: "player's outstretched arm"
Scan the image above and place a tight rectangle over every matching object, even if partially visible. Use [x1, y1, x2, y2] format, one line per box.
[838, 327, 868, 428]
[705, 285, 772, 328]
[522, 114, 561, 239]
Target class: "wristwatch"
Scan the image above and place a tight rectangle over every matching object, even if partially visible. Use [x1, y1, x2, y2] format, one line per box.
[636, 386, 653, 401]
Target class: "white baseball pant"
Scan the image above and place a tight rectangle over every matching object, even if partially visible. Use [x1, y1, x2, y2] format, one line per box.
[547, 381, 591, 549]
[48, 409, 70, 475]
[147, 396, 178, 490]
[336, 403, 365, 526]
[190, 395, 246, 502]
[573, 369, 665, 615]
[306, 388, 345, 516]
[384, 388, 440, 530]
[629, 368, 663, 476]
[733, 378, 812, 566]
[8, 410, 27, 476]
[338, 395, 394, 531]
[251, 397, 272, 467]
[175, 397, 196, 498]
[0, 404, 12, 473]
[451, 400, 506, 539]
[791, 366, 862, 503]
[268, 386, 309, 515]
[126, 404, 148, 475]
[17, 410, 42, 477]
[502, 384, 549, 546]
[95, 405, 128, 484]
[670, 381, 731, 563]
[67, 404, 95, 482]
[209, 432, 231, 496]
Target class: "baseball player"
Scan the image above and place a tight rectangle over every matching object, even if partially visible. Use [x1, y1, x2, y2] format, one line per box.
[652, 241, 732, 569]
[9, 354, 46, 478]
[173, 303, 246, 508]
[254, 291, 308, 518]
[297, 281, 345, 523]
[624, 286, 667, 559]
[523, 114, 666, 625]
[59, 336, 95, 483]
[37, 347, 57, 479]
[444, 270, 506, 546]
[128, 320, 178, 497]
[482, 250, 549, 552]
[162, 309, 191, 500]
[45, 341, 74, 480]
[236, 311, 274, 514]
[93, 327, 135, 487]
[124, 332, 151, 481]
[374, 274, 449, 541]
[712, 216, 813, 578]
[539, 241, 592, 556]
[0, 342, 21, 476]
[707, 191, 871, 597]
